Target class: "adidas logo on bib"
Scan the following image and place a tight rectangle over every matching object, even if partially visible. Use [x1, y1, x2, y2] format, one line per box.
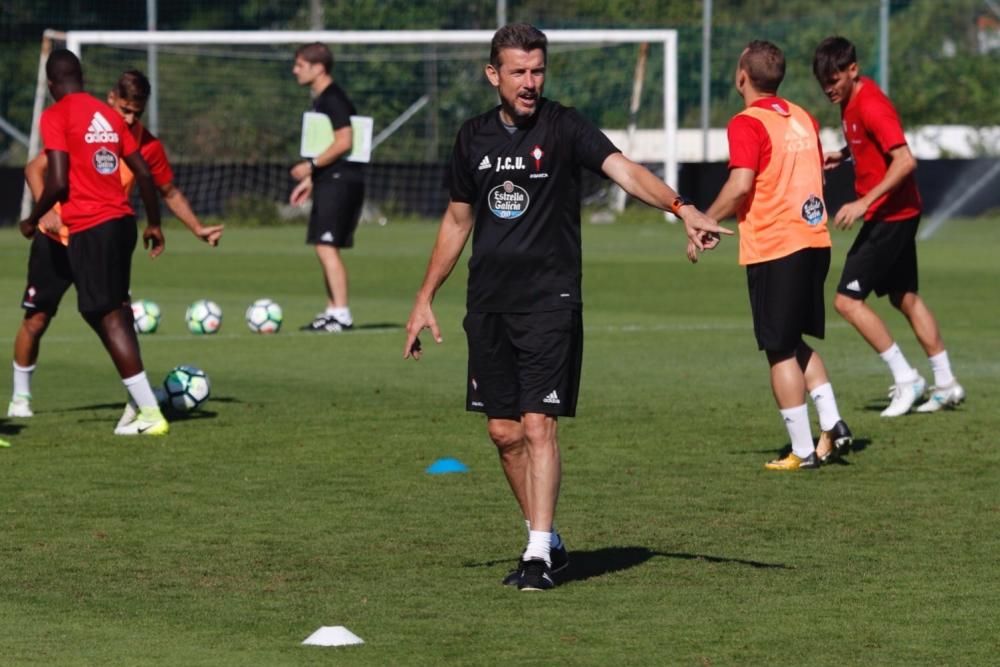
[542, 390, 560, 405]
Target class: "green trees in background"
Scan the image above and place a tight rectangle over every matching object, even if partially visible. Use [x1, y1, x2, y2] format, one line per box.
[1, 0, 997, 165]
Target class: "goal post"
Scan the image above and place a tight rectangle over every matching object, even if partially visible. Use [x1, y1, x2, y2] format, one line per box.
[30, 29, 678, 221]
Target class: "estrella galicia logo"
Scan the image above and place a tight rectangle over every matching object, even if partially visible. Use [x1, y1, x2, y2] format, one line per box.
[488, 180, 529, 220]
[801, 194, 825, 226]
[92, 147, 118, 175]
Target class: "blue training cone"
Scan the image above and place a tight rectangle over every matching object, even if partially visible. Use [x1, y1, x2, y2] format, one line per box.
[426, 457, 469, 474]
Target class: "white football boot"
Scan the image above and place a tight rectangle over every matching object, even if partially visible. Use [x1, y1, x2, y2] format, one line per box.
[6, 393, 33, 418]
[881, 374, 927, 418]
[915, 381, 965, 413]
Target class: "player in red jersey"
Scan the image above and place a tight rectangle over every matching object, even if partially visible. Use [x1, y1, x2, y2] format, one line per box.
[9, 69, 223, 421]
[813, 36, 964, 417]
[15, 50, 169, 435]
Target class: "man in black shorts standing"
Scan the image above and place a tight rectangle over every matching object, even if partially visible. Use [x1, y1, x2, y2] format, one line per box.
[290, 42, 364, 333]
[403, 24, 730, 591]
[17, 49, 168, 435]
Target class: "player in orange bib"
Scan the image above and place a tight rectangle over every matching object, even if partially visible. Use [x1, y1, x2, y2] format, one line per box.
[10, 69, 224, 423]
[689, 41, 853, 470]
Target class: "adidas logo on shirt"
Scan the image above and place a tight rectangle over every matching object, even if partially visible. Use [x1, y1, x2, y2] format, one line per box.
[542, 390, 560, 405]
[846, 279, 862, 292]
[84, 111, 119, 144]
[478, 155, 492, 171]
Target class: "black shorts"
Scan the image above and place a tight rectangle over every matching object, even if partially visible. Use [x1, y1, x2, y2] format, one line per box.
[67, 216, 137, 313]
[464, 309, 584, 419]
[21, 233, 73, 316]
[746, 247, 830, 353]
[837, 216, 920, 299]
[306, 177, 364, 248]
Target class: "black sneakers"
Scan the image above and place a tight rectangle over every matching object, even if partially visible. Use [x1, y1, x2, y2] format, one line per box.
[299, 313, 353, 333]
[502, 543, 568, 586]
[518, 559, 555, 591]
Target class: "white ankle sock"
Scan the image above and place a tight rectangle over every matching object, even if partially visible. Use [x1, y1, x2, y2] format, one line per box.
[780, 404, 814, 459]
[809, 382, 842, 432]
[12, 361, 35, 398]
[523, 530, 552, 565]
[122, 371, 159, 410]
[928, 350, 955, 387]
[326, 307, 352, 325]
[880, 343, 917, 384]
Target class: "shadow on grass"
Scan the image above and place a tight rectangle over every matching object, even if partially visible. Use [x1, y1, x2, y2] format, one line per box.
[744, 437, 871, 458]
[0, 420, 26, 436]
[467, 546, 791, 585]
[557, 547, 791, 585]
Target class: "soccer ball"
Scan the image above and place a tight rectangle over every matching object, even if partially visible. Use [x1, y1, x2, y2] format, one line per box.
[245, 298, 283, 333]
[131, 299, 161, 334]
[186, 299, 222, 334]
[162, 365, 211, 412]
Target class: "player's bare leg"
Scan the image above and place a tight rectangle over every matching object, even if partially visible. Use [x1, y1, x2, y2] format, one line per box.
[84, 307, 167, 435]
[891, 291, 964, 412]
[890, 291, 944, 357]
[489, 418, 533, 520]
[315, 244, 348, 308]
[490, 416, 568, 586]
[836, 292, 925, 416]
[763, 349, 817, 470]
[798, 343, 852, 462]
[8, 311, 52, 417]
[834, 293, 894, 353]
[308, 244, 353, 330]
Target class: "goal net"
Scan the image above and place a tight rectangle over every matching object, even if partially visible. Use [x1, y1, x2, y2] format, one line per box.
[29, 29, 678, 223]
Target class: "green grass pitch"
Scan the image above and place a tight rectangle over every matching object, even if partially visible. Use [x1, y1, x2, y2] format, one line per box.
[1, 213, 997, 665]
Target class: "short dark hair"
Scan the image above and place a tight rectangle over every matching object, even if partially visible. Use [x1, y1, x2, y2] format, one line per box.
[813, 36, 857, 82]
[46, 49, 83, 85]
[739, 40, 785, 94]
[114, 69, 151, 103]
[295, 42, 334, 73]
[490, 23, 547, 68]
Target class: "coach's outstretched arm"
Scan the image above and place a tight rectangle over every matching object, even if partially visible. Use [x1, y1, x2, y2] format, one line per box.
[600, 152, 732, 250]
[403, 201, 474, 360]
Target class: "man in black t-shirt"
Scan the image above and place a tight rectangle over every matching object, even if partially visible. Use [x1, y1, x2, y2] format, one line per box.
[290, 42, 365, 333]
[403, 24, 731, 591]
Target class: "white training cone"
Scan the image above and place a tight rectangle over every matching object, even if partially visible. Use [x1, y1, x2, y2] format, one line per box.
[302, 625, 365, 647]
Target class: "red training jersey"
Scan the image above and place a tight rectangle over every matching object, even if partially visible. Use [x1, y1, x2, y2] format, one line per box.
[120, 120, 174, 194]
[841, 77, 921, 221]
[39, 92, 138, 234]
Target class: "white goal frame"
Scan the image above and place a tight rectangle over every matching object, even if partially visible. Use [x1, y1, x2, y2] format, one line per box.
[28, 29, 678, 215]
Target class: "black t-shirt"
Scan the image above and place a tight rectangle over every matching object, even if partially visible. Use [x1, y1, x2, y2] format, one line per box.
[448, 98, 619, 313]
[312, 82, 363, 183]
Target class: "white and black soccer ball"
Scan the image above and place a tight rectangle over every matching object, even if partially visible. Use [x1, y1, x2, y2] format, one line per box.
[131, 299, 161, 334]
[162, 365, 211, 412]
[186, 299, 222, 334]
[245, 298, 283, 334]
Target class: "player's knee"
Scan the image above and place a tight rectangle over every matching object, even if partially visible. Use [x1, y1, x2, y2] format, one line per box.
[488, 421, 523, 451]
[889, 291, 913, 311]
[21, 311, 52, 338]
[833, 293, 859, 317]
